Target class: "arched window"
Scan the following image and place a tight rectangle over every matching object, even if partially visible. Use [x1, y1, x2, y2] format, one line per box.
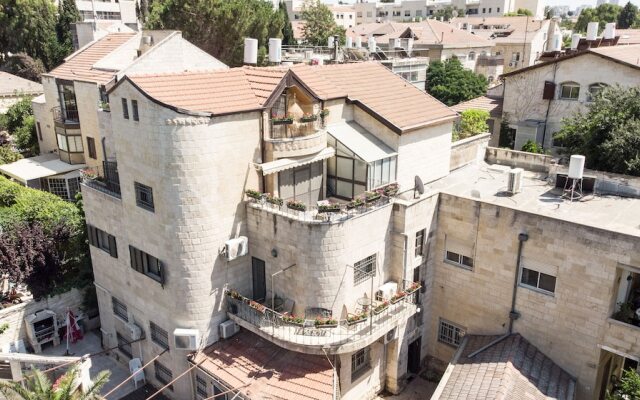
[468, 51, 476, 61]
[587, 83, 608, 102]
[559, 82, 580, 100]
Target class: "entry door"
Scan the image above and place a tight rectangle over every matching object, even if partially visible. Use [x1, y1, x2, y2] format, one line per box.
[407, 337, 422, 374]
[252, 258, 266, 302]
[278, 162, 322, 205]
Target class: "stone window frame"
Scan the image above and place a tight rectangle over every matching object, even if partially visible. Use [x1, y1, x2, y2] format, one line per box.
[438, 319, 465, 347]
[559, 82, 580, 101]
[86, 136, 97, 159]
[129, 245, 165, 285]
[353, 254, 377, 285]
[351, 347, 371, 382]
[132, 99, 139, 122]
[87, 224, 118, 258]
[150, 321, 170, 350]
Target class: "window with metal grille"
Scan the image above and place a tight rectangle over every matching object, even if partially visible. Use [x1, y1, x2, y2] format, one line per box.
[116, 332, 132, 358]
[68, 177, 80, 200]
[134, 182, 154, 211]
[354, 254, 376, 285]
[150, 321, 169, 350]
[520, 267, 556, 294]
[132, 100, 139, 121]
[48, 178, 70, 200]
[415, 229, 425, 257]
[112, 297, 128, 321]
[122, 98, 129, 119]
[351, 347, 370, 381]
[129, 246, 164, 284]
[154, 361, 173, 390]
[438, 319, 464, 347]
[196, 375, 207, 397]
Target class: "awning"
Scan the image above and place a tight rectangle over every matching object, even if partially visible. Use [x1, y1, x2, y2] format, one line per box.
[258, 147, 335, 175]
[327, 121, 396, 163]
[0, 154, 85, 184]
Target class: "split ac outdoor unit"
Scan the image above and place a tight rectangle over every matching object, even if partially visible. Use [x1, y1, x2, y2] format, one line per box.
[173, 328, 199, 350]
[509, 61, 517, 67]
[224, 236, 248, 261]
[507, 168, 524, 194]
[125, 322, 143, 341]
[384, 328, 397, 344]
[219, 320, 239, 339]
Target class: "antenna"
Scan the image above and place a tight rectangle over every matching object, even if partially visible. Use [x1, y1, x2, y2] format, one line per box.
[414, 176, 424, 199]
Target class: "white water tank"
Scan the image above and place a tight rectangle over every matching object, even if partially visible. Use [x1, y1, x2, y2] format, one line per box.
[587, 22, 599, 40]
[568, 155, 586, 180]
[243, 38, 258, 65]
[552, 33, 562, 51]
[328, 36, 335, 49]
[268, 38, 282, 63]
[570, 33, 581, 50]
[392, 38, 401, 48]
[368, 37, 376, 53]
[346, 36, 353, 48]
[604, 22, 616, 39]
[355, 36, 362, 48]
[467, 24, 472, 32]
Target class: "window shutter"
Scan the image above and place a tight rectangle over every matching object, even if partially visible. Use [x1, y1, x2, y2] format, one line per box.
[129, 245, 138, 272]
[108, 235, 118, 258]
[543, 81, 556, 100]
[158, 261, 166, 287]
[87, 224, 97, 246]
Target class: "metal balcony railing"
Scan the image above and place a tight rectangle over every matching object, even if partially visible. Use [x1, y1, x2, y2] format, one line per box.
[80, 161, 121, 199]
[52, 106, 80, 124]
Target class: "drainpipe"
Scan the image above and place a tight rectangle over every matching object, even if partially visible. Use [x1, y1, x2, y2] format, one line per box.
[508, 232, 528, 333]
[259, 111, 266, 192]
[541, 62, 558, 150]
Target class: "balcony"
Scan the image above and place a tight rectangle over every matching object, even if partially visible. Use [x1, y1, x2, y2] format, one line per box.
[52, 107, 80, 128]
[265, 130, 328, 158]
[80, 161, 121, 199]
[225, 283, 420, 355]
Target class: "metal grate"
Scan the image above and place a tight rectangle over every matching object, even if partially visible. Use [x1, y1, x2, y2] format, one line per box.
[150, 321, 169, 350]
[134, 182, 154, 212]
[438, 319, 464, 347]
[112, 297, 128, 321]
[351, 347, 370, 381]
[154, 360, 173, 390]
[353, 254, 376, 285]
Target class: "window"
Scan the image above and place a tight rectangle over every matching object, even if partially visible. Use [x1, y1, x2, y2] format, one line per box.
[196, 375, 208, 398]
[405, 10, 411, 16]
[351, 347, 370, 381]
[56, 133, 84, 153]
[357, 11, 362, 17]
[511, 52, 520, 62]
[154, 361, 173, 390]
[87, 137, 97, 159]
[587, 83, 608, 102]
[131, 100, 139, 121]
[468, 51, 476, 61]
[416, 10, 422, 16]
[488, 7, 492, 13]
[129, 245, 164, 284]
[36, 122, 42, 141]
[122, 98, 129, 119]
[57, 82, 78, 122]
[482, 8, 486, 13]
[87, 224, 118, 257]
[354, 254, 376, 285]
[559, 82, 580, 100]
[438, 319, 464, 347]
[47, 177, 79, 201]
[367, 11, 372, 17]
[415, 229, 425, 257]
[150, 321, 169, 350]
[497, 7, 500, 12]
[445, 251, 474, 269]
[112, 297, 128, 321]
[134, 182, 154, 211]
[393, 11, 401, 16]
[116, 332, 132, 358]
[520, 267, 556, 294]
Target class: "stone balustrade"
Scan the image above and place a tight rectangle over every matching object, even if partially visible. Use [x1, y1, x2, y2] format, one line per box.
[265, 130, 328, 158]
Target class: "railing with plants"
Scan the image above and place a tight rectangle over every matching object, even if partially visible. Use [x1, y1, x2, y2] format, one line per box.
[225, 282, 420, 350]
[52, 106, 79, 124]
[270, 109, 328, 139]
[80, 161, 121, 199]
[244, 183, 398, 224]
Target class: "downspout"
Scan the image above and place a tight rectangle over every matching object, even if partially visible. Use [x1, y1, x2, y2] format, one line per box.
[541, 62, 559, 150]
[509, 232, 529, 333]
[259, 111, 266, 192]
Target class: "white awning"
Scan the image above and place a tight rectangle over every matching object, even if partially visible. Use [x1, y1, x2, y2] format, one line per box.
[327, 121, 396, 163]
[258, 147, 335, 175]
[0, 154, 85, 184]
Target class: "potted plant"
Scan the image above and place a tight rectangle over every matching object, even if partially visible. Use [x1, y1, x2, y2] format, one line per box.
[314, 317, 338, 328]
[282, 313, 305, 326]
[346, 312, 368, 326]
[245, 189, 263, 201]
[287, 200, 306, 212]
[80, 168, 98, 181]
[271, 113, 294, 125]
[383, 183, 399, 197]
[365, 191, 381, 203]
[374, 301, 389, 314]
[265, 194, 283, 207]
[225, 289, 243, 301]
[318, 203, 341, 213]
[249, 300, 266, 314]
[391, 291, 407, 304]
[406, 281, 421, 294]
[320, 109, 330, 117]
[98, 101, 110, 112]
[613, 302, 635, 324]
[299, 113, 318, 123]
[346, 197, 364, 209]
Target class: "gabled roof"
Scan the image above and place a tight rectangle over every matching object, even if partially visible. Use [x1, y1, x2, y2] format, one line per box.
[124, 62, 457, 133]
[451, 95, 503, 119]
[450, 17, 549, 44]
[617, 29, 640, 45]
[0, 72, 43, 97]
[433, 334, 576, 400]
[501, 44, 640, 78]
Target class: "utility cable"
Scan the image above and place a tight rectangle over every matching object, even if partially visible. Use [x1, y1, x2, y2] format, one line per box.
[102, 348, 169, 399]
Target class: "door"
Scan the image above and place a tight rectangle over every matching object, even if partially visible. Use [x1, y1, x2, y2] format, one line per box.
[252, 258, 266, 302]
[407, 337, 421, 374]
[278, 162, 323, 204]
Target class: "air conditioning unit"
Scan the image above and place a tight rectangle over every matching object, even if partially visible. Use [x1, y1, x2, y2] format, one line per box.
[224, 236, 248, 261]
[508, 61, 518, 67]
[507, 168, 524, 194]
[173, 328, 199, 350]
[125, 322, 142, 341]
[219, 320, 239, 339]
[384, 328, 397, 344]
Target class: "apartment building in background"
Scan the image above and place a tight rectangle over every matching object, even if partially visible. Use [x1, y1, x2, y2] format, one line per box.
[0, 31, 227, 200]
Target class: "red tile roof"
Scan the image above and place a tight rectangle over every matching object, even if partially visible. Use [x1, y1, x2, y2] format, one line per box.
[451, 95, 503, 118]
[193, 330, 334, 400]
[48, 33, 136, 84]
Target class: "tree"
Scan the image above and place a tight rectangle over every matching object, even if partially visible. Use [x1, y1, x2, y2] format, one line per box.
[608, 369, 640, 399]
[301, 0, 345, 46]
[575, 4, 622, 32]
[455, 109, 489, 141]
[1, 96, 38, 155]
[554, 86, 640, 176]
[280, 1, 295, 45]
[0, 145, 23, 165]
[146, 0, 284, 67]
[426, 58, 488, 106]
[617, 2, 639, 29]
[51, 0, 81, 67]
[506, 8, 533, 16]
[433, 6, 461, 21]
[521, 139, 544, 154]
[0, 367, 110, 400]
[0, 52, 46, 82]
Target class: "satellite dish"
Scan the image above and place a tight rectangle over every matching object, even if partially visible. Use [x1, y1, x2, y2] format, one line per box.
[414, 176, 424, 198]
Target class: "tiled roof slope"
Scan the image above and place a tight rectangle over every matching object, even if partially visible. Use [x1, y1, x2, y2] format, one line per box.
[436, 334, 576, 400]
[618, 29, 640, 45]
[194, 330, 333, 400]
[127, 62, 457, 132]
[48, 33, 136, 84]
[589, 44, 640, 68]
[0, 72, 43, 96]
[451, 95, 503, 118]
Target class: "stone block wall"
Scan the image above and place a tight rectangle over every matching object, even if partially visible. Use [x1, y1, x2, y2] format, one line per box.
[485, 146, 553, 172]
[450, 133, 490, 171]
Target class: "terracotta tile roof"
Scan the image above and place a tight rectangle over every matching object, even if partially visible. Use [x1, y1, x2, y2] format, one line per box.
[0, 72, 43, 97]
[48, 33, 136, 84]
[350, 21, 492, 47]
[193, 330, 334, 400]
[618, 29, 640, 45]
[434, 334, 576, 400]
[451, 95, 503, 119]
[450, 17, 549, 44]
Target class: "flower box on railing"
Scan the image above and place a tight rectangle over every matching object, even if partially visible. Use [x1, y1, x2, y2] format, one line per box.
[299, 114, 318, 123]
[314, 317, 338, 328]
[373, 301, 389, 314]
[346, 313, 368, 326]
[287, 200, 307, 212]
[390, 291, 407, 304]
[318, 204, 341, 213]
[225, 289, 243, 301]
[272, 117, 294, 125]
[383, 183, 399, 197]
[365, 191, 381, 203]
[282, 314, 305, 326]
[265, 194, 283, 207]
[249, 300, 266, 314]
[320, 109, 330, 117]
[346, 198, 364, 209]
[245, 189, 263, 201]
[405, 282, 421, 294]
[80, 168, 99, 181]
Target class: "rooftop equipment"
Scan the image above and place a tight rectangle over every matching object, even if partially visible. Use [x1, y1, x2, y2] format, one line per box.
[604, 22, 616, 39]
[570, 34, 581, 50]
[586, 22, 599, 41]
[243, 38, 258, 65]
[268, 38, 282, 63]
[368, 37, 376, 53]
[563, 155, 586, 201]
[552, 33, 562, 51]
[220, 320, 239, 339]
[507, 168, 524, 194]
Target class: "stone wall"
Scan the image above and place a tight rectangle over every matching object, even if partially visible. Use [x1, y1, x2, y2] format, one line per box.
[450, 133, 490, 171]
[549, 164, 640, 198]
[485, 146, 553, 172]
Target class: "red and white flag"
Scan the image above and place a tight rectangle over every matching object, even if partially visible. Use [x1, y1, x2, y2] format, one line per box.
[65, 310, 83, 344]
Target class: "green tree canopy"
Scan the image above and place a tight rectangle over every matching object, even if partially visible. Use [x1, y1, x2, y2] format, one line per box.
[1, 96, 38, 155]
[554, 86, 640, 176]
[50, 0, 81, 66]
[433, 6, 462, 21]
[455, 109, 489, 141]
[301, 0, 345, 46]
[0, 53, 46, 82]
[617, 2, 639, 29]
[0, 146, 22, 165]
[147, 0, 284, 67]
[575, 4, 623, 32]
[608, 369, 640, 399]
[505, 8, 533, 16]
[280, 1, 296, 45]
[426, 58, 488, 106]
[0, 367, 109, 400]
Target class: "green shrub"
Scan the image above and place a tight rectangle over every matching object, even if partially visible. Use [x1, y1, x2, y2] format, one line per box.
[456, 109, 489, 141]
[521, 140, 544, 154]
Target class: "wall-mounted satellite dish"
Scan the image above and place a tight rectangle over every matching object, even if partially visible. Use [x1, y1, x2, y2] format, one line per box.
[414, 176, 424, 198]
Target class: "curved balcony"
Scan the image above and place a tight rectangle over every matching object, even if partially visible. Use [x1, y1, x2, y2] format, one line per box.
[225, 286, 420, 355]
[265, 130, 328, 158]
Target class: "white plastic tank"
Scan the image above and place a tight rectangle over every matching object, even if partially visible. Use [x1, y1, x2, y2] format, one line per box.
[346, 36, 353, 48]
[355, 36, 362, 48]
[587, 22, 599, 40]
[392, 38, 401, 48]
[604, 22, 616, 39]
[268, 38, 282, 63]
[553, 33, 562, 51]
[568, 155, 586, 180]
[328, 36, 335, 49]
[368, 37, 376, 53]
[570, 33, 581, 50]
[466, 24, 472, 32]
[243, 38, 258, 65]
